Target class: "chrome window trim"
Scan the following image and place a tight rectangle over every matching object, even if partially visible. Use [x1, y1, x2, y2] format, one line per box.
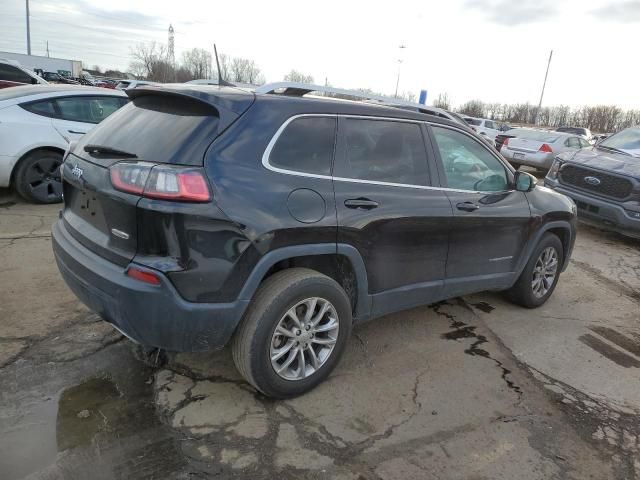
[262, 113, 513, 195]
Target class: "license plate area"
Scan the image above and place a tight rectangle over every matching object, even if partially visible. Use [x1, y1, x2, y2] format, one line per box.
[513, 152, 525, 161]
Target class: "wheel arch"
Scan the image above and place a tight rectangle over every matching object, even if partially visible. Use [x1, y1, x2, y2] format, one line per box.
[515, 221, 574, 277]
[10, 145, 66, 186]
[237, 244, 371, 320]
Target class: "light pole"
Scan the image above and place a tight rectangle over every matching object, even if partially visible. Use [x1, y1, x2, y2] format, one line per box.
[26, 0, 31, 55]
[394, 44, 406, 98]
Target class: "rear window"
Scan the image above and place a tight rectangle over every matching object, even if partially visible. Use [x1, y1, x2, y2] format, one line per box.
[75, 94, 220, 165]
[512, 129, 560, 143]
[465, 118, 481, 126]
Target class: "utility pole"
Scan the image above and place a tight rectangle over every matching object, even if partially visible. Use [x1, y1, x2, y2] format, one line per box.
[46, 41, 50, 57]
[26, 0, 31, 55]
[394, 44, 406, 99]
[536, 49, 553, 123]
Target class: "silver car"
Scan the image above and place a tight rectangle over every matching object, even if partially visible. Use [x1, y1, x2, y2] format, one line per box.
[501, 129, 590, 171]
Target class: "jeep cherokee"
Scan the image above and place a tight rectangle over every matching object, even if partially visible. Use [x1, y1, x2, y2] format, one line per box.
[52, 83, 577, 398]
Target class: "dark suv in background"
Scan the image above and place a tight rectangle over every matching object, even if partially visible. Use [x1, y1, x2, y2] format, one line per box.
[545, 126, 640, 238]
[52, 83, 577, 398]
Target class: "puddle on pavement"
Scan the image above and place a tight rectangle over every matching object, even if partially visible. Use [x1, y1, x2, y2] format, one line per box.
[1, 364, 184, 479]
[471, 301, 495, 313]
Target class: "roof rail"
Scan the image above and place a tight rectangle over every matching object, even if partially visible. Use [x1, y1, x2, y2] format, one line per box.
[255, 82, 448, 117]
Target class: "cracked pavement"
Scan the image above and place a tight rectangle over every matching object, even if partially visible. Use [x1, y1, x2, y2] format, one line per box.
[0, 188, 639, 479]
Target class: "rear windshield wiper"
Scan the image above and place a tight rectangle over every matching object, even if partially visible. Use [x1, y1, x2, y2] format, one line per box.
[597, 144, 632, 156]
[83, 144, 138, 158]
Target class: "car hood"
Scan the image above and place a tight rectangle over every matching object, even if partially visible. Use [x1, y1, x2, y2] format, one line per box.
[558, 147, 640, 180]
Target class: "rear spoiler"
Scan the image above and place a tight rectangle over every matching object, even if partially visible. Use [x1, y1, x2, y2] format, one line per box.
[127, 85, 255, 133]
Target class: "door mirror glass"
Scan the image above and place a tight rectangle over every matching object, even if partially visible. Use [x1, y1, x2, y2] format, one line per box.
[515, 171, 536, 192]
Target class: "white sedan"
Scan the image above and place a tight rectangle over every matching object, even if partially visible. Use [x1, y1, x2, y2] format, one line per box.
[0, 85, 127, 203]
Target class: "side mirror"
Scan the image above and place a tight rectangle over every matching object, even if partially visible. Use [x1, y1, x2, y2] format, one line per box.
[515, 171, 536, 192]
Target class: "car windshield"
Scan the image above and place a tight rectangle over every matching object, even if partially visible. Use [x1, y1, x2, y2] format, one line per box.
[511, 129, 560, 143]
[464, 118, 481, 126]
[599, 127, 640, 157]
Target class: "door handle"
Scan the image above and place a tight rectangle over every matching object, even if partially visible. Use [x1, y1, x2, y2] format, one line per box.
[68, 130, 87, 135]
[456, 201, 480, 212]
[344, 198, 379, 210]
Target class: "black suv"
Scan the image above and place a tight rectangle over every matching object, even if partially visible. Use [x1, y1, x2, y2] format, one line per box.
[545, 126, 640, 238]
[52, 84, 576, 398]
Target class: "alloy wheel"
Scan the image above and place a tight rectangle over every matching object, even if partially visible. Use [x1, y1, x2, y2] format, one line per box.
[25, 156, 62, 202]
[531, 246, 558, 298]
[270, 297, 339, 381]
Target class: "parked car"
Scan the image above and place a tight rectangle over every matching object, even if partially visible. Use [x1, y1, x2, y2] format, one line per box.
[545, 126, 640, 238]
[501, 129, 590, 172]
[41, 72, 80, 85]
[556, 126, 592, 142]
[0, 85, 127, 203]
[0, 59, 47, 89]
[52, 83, 576, 398]
[464, 116, 502, 141]
[115, 80, 157, 90]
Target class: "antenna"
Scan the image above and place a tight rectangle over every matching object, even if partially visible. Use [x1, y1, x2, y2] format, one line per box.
[213, 44, 234, 86]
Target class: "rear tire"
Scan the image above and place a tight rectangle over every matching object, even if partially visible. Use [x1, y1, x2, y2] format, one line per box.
[506, 233, 563, 308]
[14, 150, 63, 204]
[232, 268, 352, 398]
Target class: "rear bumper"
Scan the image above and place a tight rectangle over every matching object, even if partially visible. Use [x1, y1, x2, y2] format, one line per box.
[502, 149, 554, 169]
[544, 179, 640, 238]
[52, 220, 248, 351]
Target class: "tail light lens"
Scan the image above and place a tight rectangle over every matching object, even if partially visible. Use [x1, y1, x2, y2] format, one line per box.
[127, 266, 161, 285]
[503, 138, 510, 147]
[110, 162, 210, 202]
[539, 143, 553, 153]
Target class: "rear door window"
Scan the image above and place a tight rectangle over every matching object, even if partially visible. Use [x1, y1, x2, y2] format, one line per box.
[75, 94, 220, 166]
[268, 116, 336, 175]
[335, 118, 429, 186]
[54, 96, 127, 123]
[22, 99, 56, 117]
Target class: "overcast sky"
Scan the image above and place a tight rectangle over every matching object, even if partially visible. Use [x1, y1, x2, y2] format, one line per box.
[1, 0, 639, 108]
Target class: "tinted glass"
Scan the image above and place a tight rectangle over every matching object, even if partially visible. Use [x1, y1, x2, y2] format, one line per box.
[432, 126, 508, 192]
[485, 120, 496, 129]
[0, 64, 32, 83]
[269, 117, 336, 175]
[336, 118, 429, 186]
[22, 100, 56, 117]
[55, 96, 126, 123]
[465, 118, 482, 126]
[75, 94, 220, 166]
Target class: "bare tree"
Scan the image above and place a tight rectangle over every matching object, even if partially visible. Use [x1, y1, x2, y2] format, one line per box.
[433, 93, 451, 110]
[284, 69, 314, 84]
[229, 57, 264, 84]
[129, 42, 169, 81]
[182, 48, 212, 79]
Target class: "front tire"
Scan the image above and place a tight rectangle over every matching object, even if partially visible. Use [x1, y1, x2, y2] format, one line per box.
[506, 233, 563, 308]
[232, 268, 352, 398]
[14, 150, 63, 204]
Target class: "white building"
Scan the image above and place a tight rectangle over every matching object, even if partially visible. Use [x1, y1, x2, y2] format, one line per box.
[0, 51, 82, 77]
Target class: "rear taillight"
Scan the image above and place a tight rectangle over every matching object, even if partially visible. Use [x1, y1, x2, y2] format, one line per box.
[109, 162, 210, 202]
[539, 143, 553, 153]
[127, 266, 161, 285]
[502, 138, 509, 147]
